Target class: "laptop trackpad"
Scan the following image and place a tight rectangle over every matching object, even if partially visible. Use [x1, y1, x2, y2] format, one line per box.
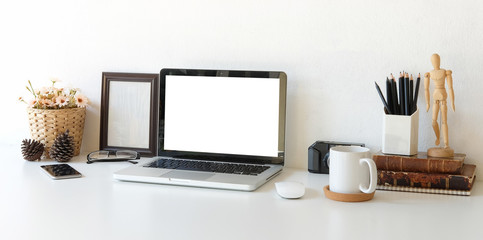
[162, 171, 215, 181]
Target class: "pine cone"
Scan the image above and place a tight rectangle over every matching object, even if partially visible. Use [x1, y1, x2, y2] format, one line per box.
[21, 139, 44, 161]
[49, 130, 74, 162]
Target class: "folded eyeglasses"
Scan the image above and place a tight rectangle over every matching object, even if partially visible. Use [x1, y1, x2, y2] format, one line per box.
[87, 150, 140, 164]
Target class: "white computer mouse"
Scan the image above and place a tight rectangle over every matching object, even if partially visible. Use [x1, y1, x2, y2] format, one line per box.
[275, 181, 305, 199]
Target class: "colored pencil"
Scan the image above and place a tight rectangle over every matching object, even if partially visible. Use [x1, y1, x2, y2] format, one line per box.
[386, 77, 393, 114]
[390, 74, 398, 114]
[375, 81, 391, 114]
[398, 73, 404, 115]
[409, 74, 414, 115]
[413, 73, 421, 113]
[403, 72, 409, 115]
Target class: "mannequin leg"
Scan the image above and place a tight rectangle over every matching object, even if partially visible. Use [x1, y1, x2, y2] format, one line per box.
[432, 100, 440, 146]
[441, 101, 449, 148]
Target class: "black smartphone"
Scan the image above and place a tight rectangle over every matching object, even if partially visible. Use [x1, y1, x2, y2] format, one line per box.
[40, 164, 82, 180]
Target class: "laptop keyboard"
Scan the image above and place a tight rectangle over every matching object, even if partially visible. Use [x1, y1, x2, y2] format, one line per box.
[144, 158, 270, 176]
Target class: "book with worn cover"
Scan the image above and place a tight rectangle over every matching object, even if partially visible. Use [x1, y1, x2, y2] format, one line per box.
[373, 152, 465, 174]
[377, 164, 476, 191]
[376, 185, 472, 196]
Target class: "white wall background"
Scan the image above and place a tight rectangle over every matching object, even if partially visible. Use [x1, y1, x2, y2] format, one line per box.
[1, 0, 482, 177]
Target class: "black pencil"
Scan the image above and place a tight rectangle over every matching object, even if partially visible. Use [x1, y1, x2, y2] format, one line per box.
[390, 74, 398, 115]
[386, 77, 393, 114]
[413, 73, 421, 113]
[405, 72, 410, 115]
[398, 73, 404, 115]
[403, 72, 409, 115]
[409, 74, 414, 115]
[375, 81, 391, 114]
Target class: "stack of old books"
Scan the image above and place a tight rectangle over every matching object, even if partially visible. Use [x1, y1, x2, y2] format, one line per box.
[373, 152, 477, 196]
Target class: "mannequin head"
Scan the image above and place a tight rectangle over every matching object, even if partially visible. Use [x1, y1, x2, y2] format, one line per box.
[431, 53, 441, 69]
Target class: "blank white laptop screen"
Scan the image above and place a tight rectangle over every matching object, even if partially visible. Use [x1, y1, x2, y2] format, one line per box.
[164, 75, 280, 157]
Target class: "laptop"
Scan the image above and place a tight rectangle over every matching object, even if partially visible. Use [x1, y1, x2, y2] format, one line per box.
[113, 68, 287, 191]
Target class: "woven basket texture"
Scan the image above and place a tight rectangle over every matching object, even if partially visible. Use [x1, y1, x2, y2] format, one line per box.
[27, 107, 86, 158]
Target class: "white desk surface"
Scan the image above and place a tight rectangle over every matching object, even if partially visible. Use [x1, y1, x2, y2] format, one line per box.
[1, 144, 482, 240]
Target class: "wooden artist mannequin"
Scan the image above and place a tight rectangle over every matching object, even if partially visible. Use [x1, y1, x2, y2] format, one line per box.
[424, 53, 455, 157]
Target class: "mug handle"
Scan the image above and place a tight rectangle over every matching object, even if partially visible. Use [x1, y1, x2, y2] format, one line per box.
[358, 158, 377, 194]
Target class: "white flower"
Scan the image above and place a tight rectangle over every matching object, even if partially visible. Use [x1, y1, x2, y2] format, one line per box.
[75, 94, 88, 108]
[28, 99, 38, 107]
[55, 96, 68, 107]
[39, 87, 50, 95]
[40, 99, 54, 108]
[50, 77, 60, 84]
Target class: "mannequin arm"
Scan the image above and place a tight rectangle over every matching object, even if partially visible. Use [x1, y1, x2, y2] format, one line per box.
[446, 70, 455, 111]
[424, 72, 431, 112]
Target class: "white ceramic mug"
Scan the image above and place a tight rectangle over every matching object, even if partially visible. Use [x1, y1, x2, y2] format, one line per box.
[329, 146, 377, 194]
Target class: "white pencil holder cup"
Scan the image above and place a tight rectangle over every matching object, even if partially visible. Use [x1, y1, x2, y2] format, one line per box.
[382, 109, 419, 156]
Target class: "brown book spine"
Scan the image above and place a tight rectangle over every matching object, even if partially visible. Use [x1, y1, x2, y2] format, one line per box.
[373, 152, 465, 173]
[377, 164, 476, 191]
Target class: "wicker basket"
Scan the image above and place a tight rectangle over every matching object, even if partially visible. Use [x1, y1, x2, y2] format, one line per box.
[27, 107, 86, 158]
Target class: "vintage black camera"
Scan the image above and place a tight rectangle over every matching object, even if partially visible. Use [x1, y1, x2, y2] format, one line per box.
[308, 141, 365, 174]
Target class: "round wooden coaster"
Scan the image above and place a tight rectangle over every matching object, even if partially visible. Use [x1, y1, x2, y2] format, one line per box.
[323, 185, 375, 202]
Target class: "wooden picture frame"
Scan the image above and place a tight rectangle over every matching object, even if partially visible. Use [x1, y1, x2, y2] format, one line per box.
[100, 72, 159, 157]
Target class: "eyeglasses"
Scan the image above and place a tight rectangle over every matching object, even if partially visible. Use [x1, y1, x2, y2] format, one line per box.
[86, 150, 140, 164]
